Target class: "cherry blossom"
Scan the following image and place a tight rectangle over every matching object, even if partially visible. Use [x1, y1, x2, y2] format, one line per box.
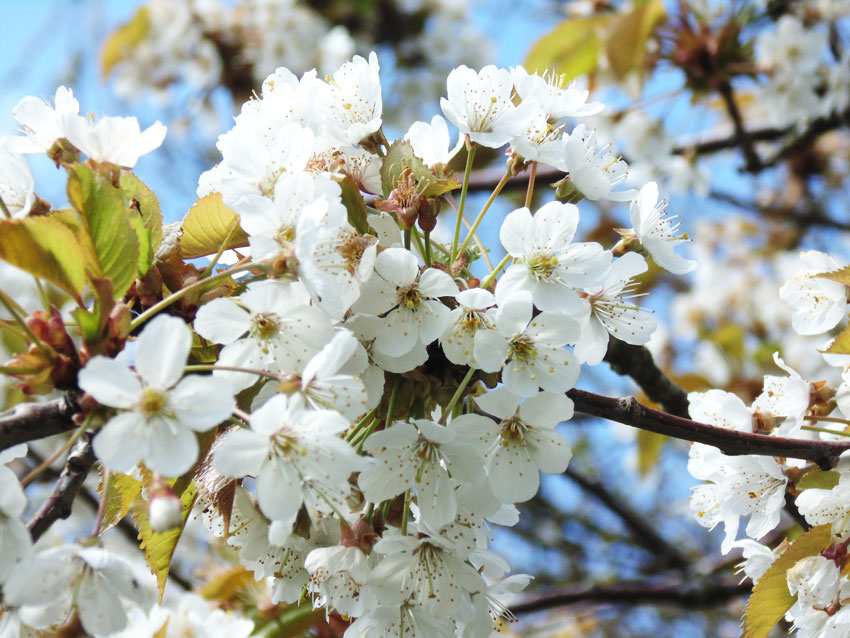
[627, 181, 697, 275]
[78, 315, 235, 476]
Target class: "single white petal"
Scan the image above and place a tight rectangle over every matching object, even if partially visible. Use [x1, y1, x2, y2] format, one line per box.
[78, 357, 141, 408]
[135, 315, 192, 389]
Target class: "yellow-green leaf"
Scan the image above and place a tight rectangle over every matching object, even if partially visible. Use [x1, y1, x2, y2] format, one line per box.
[525, 17, 604, 81]
[818, 265, 850, 286]
[99, 471, 143, 534]
[121, 172, 163, 253]
[0, 216, 89, 304]
[742, 524, 832, 638]
[67, 163, 141, 299]
[605, 0, 666, 80]
[179, 193, 249, 259]
[823, 325, 850, 355]
[101, 6, 150, 78]
[132, 480, 198, 601]
[797, 467, 840, 491]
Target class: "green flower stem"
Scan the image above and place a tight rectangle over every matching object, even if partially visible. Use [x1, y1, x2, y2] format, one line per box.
[450, 144, 477, 263]
[801, 425, 850, 438]
[200, 218, 242, 279]
[439, 367, 476, 425]
[422, 229, 433, 267]
[130, 259, 254, 331]
[525, 161, 537, 208]
[480, 253, 512, 289]
[401, 489, 411, 535]
[455, 168, 511, 259]
[806, 415, 850, 426]
[404, 227, 412, 251]
[346, 407, 378, 443]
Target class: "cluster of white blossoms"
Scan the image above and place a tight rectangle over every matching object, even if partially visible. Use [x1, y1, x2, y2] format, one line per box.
[755, 13, 850, 128]
[683, 245, 850, 637]
[0, 53, 698, 637]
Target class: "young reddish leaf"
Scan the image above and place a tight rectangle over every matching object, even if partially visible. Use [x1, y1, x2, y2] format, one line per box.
[179, 193, 249, 259]
[742, 524, 832, 638]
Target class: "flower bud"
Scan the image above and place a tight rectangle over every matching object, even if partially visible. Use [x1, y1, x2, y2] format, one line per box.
[148, 478, 182, 533]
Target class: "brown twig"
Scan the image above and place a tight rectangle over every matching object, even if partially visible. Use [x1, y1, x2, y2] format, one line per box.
[27, 431, 95, 542]
[511, 576, 748, 615]
[0, 393, 81, 452]
[603, 338, 691, 419]
[709, 190, 850, 231]
[568, 389, 850, 469]
[564, 466, 691, 571]
[716, 80, 762, 171]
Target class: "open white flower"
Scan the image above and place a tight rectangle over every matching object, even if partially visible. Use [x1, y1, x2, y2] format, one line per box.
[441, 65, 532, 148]
[79, 315, 235, 476]
[8, 85, 80, 154]
[351, 247, 458, 358]
[440, 288, 497, 366]
[474, 290, 581, 397]
[454, 388, 574, 503]
[326, 52, 383, 145]
[511, 67, 603, 119]
[214, 394, 361, 532]
[573, 252, 657, 366]
[0, 149, 35, 217]
[558, 124, 635, 201]
[779, 250, 847, 336]
[61, 113, 166, 168]
[495, 201, 611, 312]
[358, 419, 486, 529]
[628, 181, 696, 275]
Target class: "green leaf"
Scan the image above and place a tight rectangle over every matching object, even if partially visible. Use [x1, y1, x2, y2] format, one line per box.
[823, 325, 850, 355]
[339, 175, 370, 234]
[818, 265, 850, 286]
[67, 163, 141, 299]
[524, 17, 604, 82]
[605, 0, 666, 81]
[121, 172, 163, 253]
[132, 479, 199, 602]
[127, 206, 153, 276]
[99, 471, 143, 535]
[797, 467, 840, 491]
[101, 6, 150, 78]
[179, 193, 249, 259]
[742, 524, 832, 638]
[0, 216, 89, 304]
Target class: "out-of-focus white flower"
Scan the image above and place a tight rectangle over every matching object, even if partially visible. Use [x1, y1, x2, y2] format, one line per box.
[779, 250, 847, 336]
[61, 113, 166, 168]
[0, 148, 35, 217]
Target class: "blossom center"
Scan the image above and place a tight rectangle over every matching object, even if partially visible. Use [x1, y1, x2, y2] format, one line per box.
[139, 388, 168, 419]
[276, 224, 296, 245]
[250, 312, 281, 342]
[500, 415, 528, 443]
[508, 334, 537, 363]
[527, 251, 558, 281]
[397, 284, 423, 311]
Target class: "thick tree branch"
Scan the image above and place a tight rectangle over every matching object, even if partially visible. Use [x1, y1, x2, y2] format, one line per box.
[717, 80, 762, 171]
[511, 576, 748, 615]
[710, 190, 850, 231]
[568, 389, 850, 469]
[603, 338, 690, 419]
[28, 431, 95, 542]
[0, 393, 81, 452]
[564, 466, 691, 571]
